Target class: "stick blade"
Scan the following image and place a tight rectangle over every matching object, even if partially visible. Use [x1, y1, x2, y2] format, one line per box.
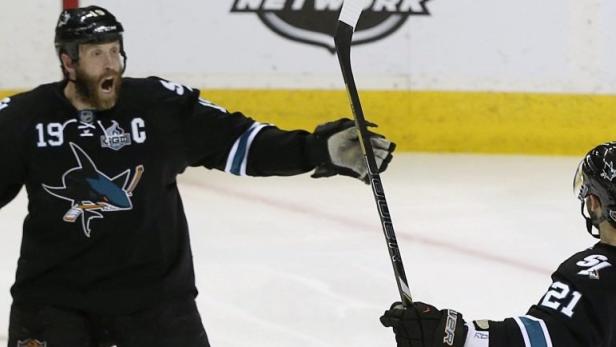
[338, 0, 365, 28]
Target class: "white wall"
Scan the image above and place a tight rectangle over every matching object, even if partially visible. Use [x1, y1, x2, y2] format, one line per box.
[0, 1, 61, 88]
[1, 0, 616, 93]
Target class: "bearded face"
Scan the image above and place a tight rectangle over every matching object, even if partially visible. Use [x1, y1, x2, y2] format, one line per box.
[64, 41, 124, 110]
[73, 64, 122, 110]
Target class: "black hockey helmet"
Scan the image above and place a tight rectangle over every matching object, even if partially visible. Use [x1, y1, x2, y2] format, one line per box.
[54, 6, 127, 72]
[573, 141, 616, 238]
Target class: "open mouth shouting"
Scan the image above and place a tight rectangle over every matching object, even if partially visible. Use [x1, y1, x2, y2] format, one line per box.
[73, 67, 123, 110]
[100, 76, 116, 94]
[94, 72, 122, 109]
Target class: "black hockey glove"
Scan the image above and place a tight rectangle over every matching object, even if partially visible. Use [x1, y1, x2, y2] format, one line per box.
[310, 118, 395, 184]
[380, 302, 467, 347]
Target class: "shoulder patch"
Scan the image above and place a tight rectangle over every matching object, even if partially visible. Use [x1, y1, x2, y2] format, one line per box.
[133, 77, 199, 105]
[576, 254, 612, 280]
[159, 79, 193, 96]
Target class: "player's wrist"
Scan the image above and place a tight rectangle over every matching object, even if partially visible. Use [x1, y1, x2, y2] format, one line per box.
[305, 130, 330, 168]
[463, 321, 490, 347]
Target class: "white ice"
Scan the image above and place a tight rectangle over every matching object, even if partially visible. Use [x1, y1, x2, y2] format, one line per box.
[0, 153, 592, 346]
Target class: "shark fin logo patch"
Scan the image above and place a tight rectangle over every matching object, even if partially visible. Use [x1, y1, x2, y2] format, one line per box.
[42, 143, 144, 237]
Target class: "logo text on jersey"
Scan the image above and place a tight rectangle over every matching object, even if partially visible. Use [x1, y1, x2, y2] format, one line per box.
[443, 309, 458, 345]
[230, 0, 432, 53]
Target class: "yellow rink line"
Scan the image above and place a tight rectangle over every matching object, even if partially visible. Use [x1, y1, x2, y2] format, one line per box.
[3, 88, 616, 155]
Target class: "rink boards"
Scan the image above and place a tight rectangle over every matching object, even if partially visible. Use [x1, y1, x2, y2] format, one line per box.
[3, 88, 616, 155]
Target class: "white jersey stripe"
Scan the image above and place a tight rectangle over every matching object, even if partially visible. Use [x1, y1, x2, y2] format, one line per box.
[239, 123, 268, 176]
[513, 316, 553, 347]
[224, 122, 269, 176]
[513, 317, 532, 347]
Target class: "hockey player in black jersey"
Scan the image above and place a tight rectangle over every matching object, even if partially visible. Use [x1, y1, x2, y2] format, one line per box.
[0, 5, 396, 347]
[381, 142, 616, 347]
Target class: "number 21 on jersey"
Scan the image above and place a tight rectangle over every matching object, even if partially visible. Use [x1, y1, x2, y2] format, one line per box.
[540, 281, 582, 318]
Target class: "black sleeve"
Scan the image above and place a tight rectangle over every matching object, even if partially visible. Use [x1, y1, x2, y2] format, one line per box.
[0, 95, 26, 209]
[486, 319, 525, 347]
[143, 77, 257, 170]
[486, 315, 582, 347]
[245, 127, 324, 176]
[150, 77, 324, 176]
[182, 105, 257, 171]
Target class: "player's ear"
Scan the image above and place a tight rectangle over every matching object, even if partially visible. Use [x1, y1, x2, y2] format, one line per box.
[588, 194, 602, 211]
[60, 52, 76, 79]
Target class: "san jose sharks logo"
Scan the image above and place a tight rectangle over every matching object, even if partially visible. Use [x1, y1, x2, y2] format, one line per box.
[42, 143, 144, 237]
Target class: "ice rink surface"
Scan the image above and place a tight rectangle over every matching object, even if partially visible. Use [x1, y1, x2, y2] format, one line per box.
[0, 153, 593, 346]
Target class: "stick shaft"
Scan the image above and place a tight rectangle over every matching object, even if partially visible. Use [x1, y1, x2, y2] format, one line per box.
[334, 21, 413, 306]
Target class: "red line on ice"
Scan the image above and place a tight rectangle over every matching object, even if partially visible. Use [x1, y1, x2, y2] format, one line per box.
[186, 181, 552, 276]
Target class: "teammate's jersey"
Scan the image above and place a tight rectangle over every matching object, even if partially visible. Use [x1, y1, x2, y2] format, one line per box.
[486, 242, 616, 347]
[0, 77, 323, 314]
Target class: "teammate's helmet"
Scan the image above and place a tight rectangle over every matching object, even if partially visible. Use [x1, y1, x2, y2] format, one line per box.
[54, 6, 127, 71]
[573, 141, 616, 237]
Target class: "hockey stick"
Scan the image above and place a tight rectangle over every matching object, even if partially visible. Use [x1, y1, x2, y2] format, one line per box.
[126, 165, 145, 196]
[335, 1, 413, 306]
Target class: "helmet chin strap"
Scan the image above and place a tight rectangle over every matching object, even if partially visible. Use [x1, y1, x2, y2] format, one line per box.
[581, 201, 602, 239]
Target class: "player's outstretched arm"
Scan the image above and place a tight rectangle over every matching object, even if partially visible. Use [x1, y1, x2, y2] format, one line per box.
[156, 77, 396, 182]
[233, 117, 395, 183]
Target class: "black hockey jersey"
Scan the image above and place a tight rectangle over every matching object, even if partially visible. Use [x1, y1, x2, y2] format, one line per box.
[0, 77, 324, 314]
[488, 242, 616, 346]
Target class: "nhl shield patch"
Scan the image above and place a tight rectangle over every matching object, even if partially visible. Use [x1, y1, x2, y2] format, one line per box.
[17, 339, 47, 347]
